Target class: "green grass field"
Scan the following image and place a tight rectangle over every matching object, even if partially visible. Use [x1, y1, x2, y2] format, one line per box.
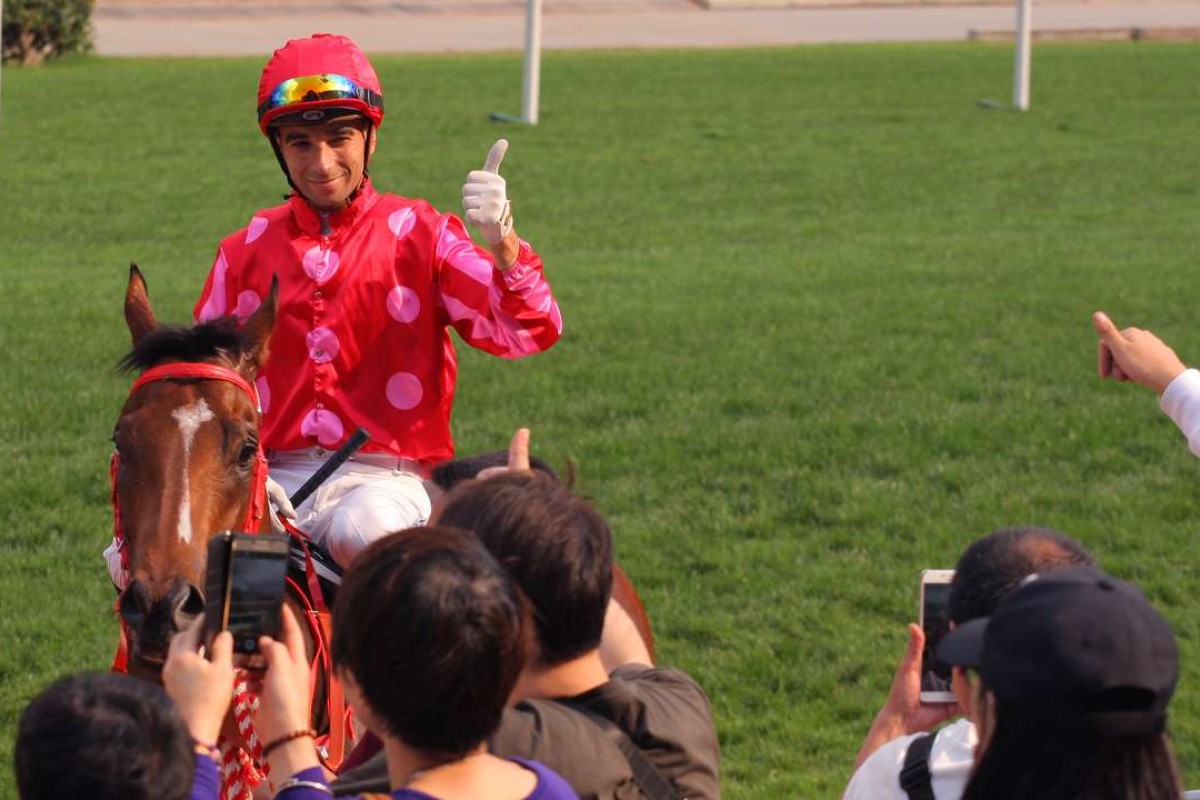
[2, 39, 1200, 797]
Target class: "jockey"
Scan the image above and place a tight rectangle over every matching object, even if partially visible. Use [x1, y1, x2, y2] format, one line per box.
[191, 33, 562, 567]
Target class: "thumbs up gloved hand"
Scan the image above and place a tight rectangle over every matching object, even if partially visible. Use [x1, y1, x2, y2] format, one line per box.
[462, 139, 515, 255]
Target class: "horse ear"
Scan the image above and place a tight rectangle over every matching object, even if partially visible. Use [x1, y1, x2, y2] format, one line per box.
[125, 263, 158, 345]
[240, 275, 278, 373]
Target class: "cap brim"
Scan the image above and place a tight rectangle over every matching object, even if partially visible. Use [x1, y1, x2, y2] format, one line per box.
[269, 108, 365, 127]
[936, 617, 989, 669]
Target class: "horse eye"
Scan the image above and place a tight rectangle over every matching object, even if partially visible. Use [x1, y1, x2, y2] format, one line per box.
[237, 440, 258, 467]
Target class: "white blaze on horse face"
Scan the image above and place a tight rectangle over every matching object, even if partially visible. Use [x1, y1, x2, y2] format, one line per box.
[171, 399, 215, 544]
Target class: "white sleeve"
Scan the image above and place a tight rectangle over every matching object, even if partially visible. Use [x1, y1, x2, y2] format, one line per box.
[842, 733, 916, 800]
[1159, 368, 1200, 458]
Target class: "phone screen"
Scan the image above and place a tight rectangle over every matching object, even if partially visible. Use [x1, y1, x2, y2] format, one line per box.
[227, 549, 288, 657]
[920, 581, 953, 695]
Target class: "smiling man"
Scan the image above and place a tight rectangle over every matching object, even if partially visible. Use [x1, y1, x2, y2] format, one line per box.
[191, 33, 563, 568]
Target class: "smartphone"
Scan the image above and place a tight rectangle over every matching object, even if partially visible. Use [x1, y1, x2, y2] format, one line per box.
[204, 532, 290, 670]
[919, 569, 956, 703]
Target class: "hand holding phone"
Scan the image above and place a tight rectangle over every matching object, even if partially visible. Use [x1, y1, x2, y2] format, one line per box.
[204, 532, 290, 671]
[163, 615, 236, 745]
[919, 569, 956, 704]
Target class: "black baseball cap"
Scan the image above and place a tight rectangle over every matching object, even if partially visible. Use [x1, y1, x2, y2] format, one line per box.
[937, 566, 1178, 736]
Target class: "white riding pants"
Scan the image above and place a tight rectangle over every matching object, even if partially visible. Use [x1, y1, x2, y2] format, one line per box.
[269, 448, 432, 569]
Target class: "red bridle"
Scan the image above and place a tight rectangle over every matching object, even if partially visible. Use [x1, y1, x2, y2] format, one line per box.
[109, 362, 353, 786]
[109, 362, 270, 574]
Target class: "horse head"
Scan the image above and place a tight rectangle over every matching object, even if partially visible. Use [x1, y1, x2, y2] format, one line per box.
[113, 264, 277, 677]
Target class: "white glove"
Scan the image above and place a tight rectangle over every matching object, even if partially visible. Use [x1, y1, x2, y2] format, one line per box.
[266, 476, 297, 535]
[462, 138, 514, 246]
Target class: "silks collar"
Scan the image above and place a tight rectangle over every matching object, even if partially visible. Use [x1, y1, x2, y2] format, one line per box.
[289, 178, 380, 237]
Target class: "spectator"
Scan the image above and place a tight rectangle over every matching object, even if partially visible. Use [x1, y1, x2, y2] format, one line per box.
[15, 672, 197, 800]
[938, 567, 1182, 800]
[844, 527, 1095, 800]
[244, 526, 576, 799]
[337, 472, 721, 799]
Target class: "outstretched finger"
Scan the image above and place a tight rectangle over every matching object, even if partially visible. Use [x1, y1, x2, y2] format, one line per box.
[170, 613, 205, 656]
[1093, 312, 1125, 378]
[1092, 311, 1126, 347]
[483, 139, 509, 174]
[508, 427, 531, 472]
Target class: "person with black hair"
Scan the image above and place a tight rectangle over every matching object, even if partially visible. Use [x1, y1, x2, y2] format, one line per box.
[338, 472, 721, 800]
[844, 528, 1096, 800]
[246, 526, 577, 799]
[938, 567, 1183, 800]
[15, 672, 198, 800]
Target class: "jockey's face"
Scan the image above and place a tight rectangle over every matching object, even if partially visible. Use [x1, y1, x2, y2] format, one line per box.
[275, 117, 375, 210]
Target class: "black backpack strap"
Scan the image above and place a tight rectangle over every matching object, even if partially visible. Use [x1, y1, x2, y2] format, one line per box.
[899, 732, 937, 800]
[559, 700, 681, 800]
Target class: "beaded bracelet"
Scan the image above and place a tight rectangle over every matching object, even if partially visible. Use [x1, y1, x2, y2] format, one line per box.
[261, 728, 318, 760]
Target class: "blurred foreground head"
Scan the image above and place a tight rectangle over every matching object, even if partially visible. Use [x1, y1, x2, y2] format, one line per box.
[332, 526, 525, 755]
[437, 472, 613, 665]
[16, 672, 194, 800]
[948, 526, 1096, 624]
[940, 567, 1182, 800]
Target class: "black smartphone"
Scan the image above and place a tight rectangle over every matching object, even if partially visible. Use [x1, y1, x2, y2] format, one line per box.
[204, 532, 290, 670]
[919, 569, 955, 703]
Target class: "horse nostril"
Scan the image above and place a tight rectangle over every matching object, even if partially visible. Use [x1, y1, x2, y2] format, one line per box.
[118, 580, 151, 627]
[170, 581, 205, 632]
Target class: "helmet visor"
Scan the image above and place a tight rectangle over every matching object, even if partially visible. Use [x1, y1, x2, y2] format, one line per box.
[258, 73, 383, 125]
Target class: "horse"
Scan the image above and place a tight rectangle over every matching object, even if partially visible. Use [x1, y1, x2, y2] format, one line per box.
[110, 264, 350, 799]
[112, 265, 277, 677]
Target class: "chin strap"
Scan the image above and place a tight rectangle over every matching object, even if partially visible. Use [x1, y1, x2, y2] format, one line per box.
[269, 132, 300, 197]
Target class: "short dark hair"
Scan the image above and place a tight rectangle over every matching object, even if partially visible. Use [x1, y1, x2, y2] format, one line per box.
[429, 450, 558, 492]
[331, 526, 524, 757]
[15, 672, 194, 800]
[947, 527, 1095, 624]
[962, 711, 1182, 800]
[435, 472, 613, 665]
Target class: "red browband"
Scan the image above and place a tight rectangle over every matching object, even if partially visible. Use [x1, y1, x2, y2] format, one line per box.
[131, 362, 260, 411]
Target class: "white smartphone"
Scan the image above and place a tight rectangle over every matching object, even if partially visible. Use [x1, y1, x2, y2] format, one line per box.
[919, 569, 956, 704]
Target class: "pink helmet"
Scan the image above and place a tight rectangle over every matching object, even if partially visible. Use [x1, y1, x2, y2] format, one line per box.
[256, 33, 385, 135]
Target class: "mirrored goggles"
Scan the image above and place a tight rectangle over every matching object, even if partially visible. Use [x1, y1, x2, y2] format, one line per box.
[258, 73, 383, 122]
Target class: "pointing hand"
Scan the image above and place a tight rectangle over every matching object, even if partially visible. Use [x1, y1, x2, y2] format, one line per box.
[1092, 311, 1186, 394]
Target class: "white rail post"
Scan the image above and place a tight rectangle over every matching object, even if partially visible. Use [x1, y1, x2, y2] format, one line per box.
[1013, 0, 1032, 111]
[521, 0, 543, 125]
[1, 0, 5, 133]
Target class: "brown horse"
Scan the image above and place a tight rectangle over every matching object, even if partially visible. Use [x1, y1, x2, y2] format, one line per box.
[112, 265, 354, 799]
[113, 265, 278, 677]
